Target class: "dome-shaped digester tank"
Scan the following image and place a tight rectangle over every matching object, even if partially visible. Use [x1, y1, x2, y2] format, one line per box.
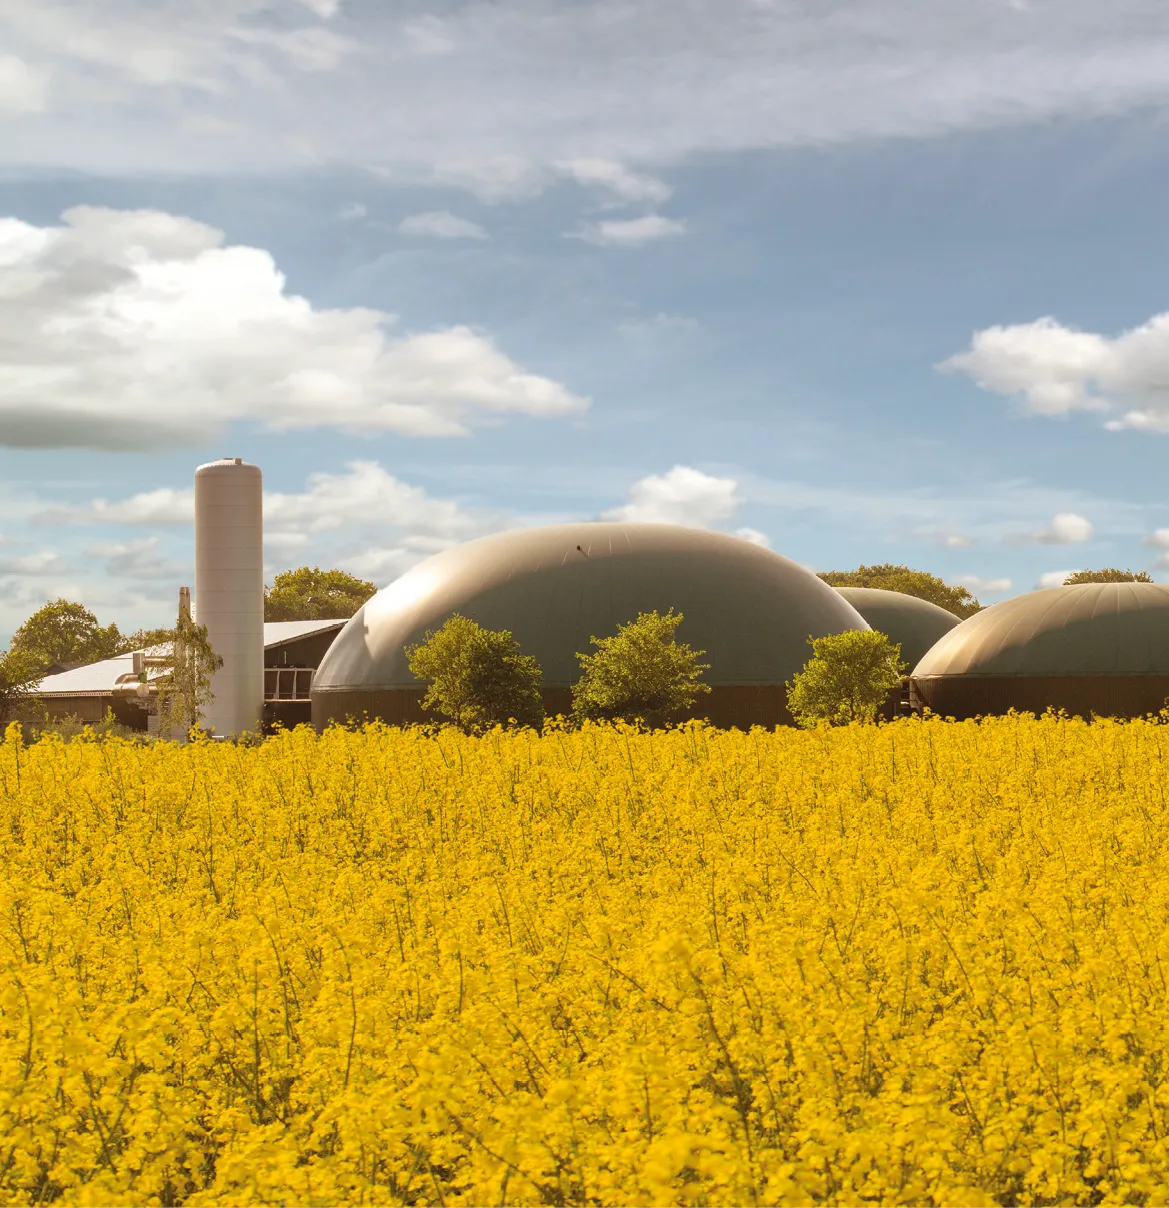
[311, 522, 869, 730]
[194, 458, 264, 736]
[832, 587, 961, 668]
[910, 582, 1169, 719]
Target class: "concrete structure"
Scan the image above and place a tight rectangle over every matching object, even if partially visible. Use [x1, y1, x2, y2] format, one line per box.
[30, 620, 347, 731]
[194, 458, 264, 736]
[311, 522, 869, 730]
[911, 582, 1169, 719]
[833, 587, 961, 667]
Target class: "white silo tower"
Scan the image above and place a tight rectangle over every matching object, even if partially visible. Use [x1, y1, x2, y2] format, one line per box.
[194, 458, 264, 736]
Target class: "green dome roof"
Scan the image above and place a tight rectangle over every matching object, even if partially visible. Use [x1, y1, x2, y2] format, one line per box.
[314, 523, 868, 692]
[913, 583, 1169, 678]
[833, 587, 961, 667]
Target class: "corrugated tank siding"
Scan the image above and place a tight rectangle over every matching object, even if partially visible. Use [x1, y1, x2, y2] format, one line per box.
[312, 684, 797, 731]
[911, 675, 1169, 720]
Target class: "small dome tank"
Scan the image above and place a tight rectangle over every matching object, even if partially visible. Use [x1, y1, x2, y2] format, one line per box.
[833, 587, 961, 668]
[911, 582, 1169, 719]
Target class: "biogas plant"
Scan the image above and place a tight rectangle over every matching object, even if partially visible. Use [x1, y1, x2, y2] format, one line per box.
[35, 456, 1169, 734]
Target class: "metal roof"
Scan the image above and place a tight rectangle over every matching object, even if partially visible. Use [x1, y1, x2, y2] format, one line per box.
[35, 618, 348, 698]
[912, 583, 1169, 678]
[313, 522, 869, 692]
[833, 587, 961, 668]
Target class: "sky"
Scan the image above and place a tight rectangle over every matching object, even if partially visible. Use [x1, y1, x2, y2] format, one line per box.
[5, 0, 1169, 639]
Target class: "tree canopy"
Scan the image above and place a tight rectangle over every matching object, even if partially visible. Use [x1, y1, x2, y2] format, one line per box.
[572, 609, 710, 730]
[10, 600, 126, 673]
[786, 629, 907, 728]
[153, 613, 224, 739]
[405, 614, 545, 733]
[265, 567, 378, 622]
[1062, 568, 1154, 585]
[817, 564, 980, 619]
[0, 649, 43, 725]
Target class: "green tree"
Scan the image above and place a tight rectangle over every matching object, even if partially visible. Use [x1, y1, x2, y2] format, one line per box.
[120, 627, 177, 652]
[572, 608, 710, 729]
[1063, 568, 1154, 585]
[11, 600, 125, 672]
[0, 649, 43, 726]
[153, 613, 224, 738]
[818, 564, 981, 619]
[405, 614, 544, 733]
[265, 567, 377, 622]
[786, 630, 907, 728]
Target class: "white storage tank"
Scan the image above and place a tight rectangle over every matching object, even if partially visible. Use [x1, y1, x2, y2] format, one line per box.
[194, 458, 264, 736]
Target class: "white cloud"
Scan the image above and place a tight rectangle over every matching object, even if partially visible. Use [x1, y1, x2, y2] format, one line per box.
[940, 533, 974, 548]
[1027, 513, 1095, 545]
[403, 16, 455, 57]
[0, 55, 48, 114]
[398, 210, 488, 240]
[557, 158, 672, 205]
[942, 311, 1169, 433]
[9, 1, 1169, 178]
[299, 0, 341, 18]
[952, 574, 1013, 595]
[1146, 529, 1169, 549]
[85, 536, 185, 579]
[337, 201, 366, 220]
[734, 527, 770, 547]
[1037, 570, 1076, 588]
[432, 157, 546, 203]
[0, 550, 69, 575]
[574, 214, 686, 247]
[604, 465, 740, 527]
[0, 206, 586, 450]
[35, 487, 194, 527]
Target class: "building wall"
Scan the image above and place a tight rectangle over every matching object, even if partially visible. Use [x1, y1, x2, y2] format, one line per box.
[266, 629, 343, 668]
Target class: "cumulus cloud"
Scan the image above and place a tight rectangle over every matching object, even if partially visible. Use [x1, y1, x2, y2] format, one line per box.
[603, 465, 741, 528]
[398, 210, 488, 240]
[1037, 570, 1076, 589]
[0, 55, 48, 113]
[952, 574, 1013, 595]
[734, 527, 770, 548]
[574, 214, 686, 247]
[941, 311, 1169, 432]
[0, 206, 586, 450]
[0, 550, 69, 576]
[556, 158, 673, 205]
[1025, 513, 1095, 545]
[431, 157, 546, 202]
[85, 537, 186, 579]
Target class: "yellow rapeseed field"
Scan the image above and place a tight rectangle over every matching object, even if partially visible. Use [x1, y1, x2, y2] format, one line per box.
[1, 714, 1169, 1206]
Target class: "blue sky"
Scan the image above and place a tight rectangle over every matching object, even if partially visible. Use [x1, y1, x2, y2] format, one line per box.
[4, 0, 1169, 639]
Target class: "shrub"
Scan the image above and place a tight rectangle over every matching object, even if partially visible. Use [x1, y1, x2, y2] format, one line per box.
[405, 614, 544, 732]
[572, 608, 710, 729]
[786, 629, 906, 727]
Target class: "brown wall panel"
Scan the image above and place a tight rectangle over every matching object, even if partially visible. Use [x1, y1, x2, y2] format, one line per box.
[911, 675, 1169, 720]
[313, 683, 796, 731]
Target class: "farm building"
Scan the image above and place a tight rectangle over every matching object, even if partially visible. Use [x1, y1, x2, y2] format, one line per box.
[832, 586, 961, 667]
[31, 619, 347, 732]
[311, 522, 869, 730]
[910, 582, 1169, 719]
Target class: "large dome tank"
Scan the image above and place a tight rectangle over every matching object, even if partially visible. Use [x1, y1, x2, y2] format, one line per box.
[312, 522, 869, 729]
[911, 582, 1169, 719]
[833, 587, 961, 668]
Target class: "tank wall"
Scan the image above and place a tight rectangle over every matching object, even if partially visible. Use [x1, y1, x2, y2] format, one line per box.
[911, 674, 1169, 720]
[312, 684, 796, 731]
[195, 459, 264, 736]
